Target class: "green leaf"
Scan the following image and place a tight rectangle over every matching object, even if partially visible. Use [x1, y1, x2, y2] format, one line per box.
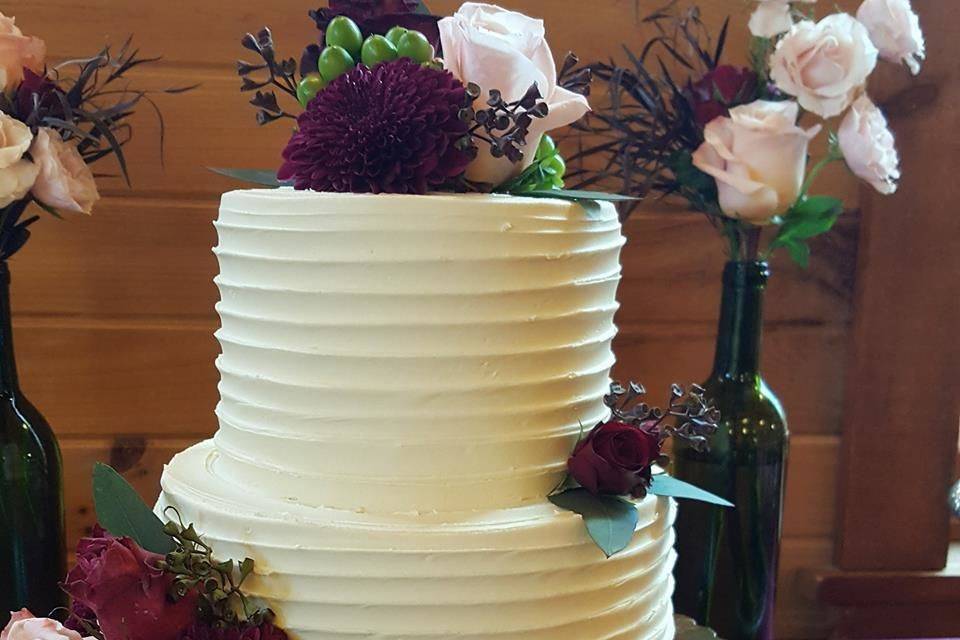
[208, 167, 284, 188]
[775, 195, 843, 244]
[649, 474, 734, 507]
[93, 463, 175, 554]
[549, 488, 639, 557]
[784, 239, 811, 268]
[414, 1, 431, 14]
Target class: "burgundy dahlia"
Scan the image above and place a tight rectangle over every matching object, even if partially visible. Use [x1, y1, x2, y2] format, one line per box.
[278, 59, 474, 194]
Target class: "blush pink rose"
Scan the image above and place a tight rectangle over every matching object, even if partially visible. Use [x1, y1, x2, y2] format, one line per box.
[748, 0, 817, 38]
[856, 0, 925, 75]
[693, 100, 821, 224]
[438, 2, 590, 187]
[0, 13, 46, 92]
[770, 13, 878, 118]
[0, 111, 38, 208]
[838, 95, 900, 194]
[30, 128, 100, 215]
[1, 610, 96, 640]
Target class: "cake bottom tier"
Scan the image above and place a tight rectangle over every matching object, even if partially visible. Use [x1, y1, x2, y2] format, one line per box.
[157, 441, 676, 640]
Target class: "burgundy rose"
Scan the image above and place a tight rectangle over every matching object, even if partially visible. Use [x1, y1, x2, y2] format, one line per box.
[15, 68, 59, 120]
[178, 622, 289, 640]
[686, 65, 759, 128]
[62, 527, 199, 640]
[568, 421, 662, 497]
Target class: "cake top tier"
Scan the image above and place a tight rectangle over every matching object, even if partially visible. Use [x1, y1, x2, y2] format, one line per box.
[211, 190, 624, 514]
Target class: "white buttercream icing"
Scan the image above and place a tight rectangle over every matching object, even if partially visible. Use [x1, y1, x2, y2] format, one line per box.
[158, 190, 676, 639]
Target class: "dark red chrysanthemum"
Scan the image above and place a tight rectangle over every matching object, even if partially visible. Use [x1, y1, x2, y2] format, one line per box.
[278, 59, 473, 194]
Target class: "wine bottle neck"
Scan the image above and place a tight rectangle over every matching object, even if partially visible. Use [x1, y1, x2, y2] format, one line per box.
[711, 261, 769, 382]
[0, 261, 19, 393]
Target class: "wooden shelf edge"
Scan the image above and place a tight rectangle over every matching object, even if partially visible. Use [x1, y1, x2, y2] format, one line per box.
[799, 544, 960, 607]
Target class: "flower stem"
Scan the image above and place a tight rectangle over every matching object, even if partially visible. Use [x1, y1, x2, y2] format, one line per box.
[800, 133, 844, 197]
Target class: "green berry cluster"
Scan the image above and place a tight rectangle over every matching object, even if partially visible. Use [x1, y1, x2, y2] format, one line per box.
[500, 135, 568, 194]
[297, 16, 440, 108]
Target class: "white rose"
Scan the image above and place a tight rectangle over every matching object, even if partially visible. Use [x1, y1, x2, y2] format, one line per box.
[0, 13, 46, 92]
[30, 128, 100, 214]
[692, 100, 821, 224]
[770, 13, 879, 118]
[0, 111, 38, 208]
[856, 0, 925, 75]
[1, 610, 96, 640]
[438, 2, 590, 186]
[838, 95, 900, 194]
[748, 0, 817, 38]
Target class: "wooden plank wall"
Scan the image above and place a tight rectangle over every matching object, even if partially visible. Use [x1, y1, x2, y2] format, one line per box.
[9, 1, 862, 637]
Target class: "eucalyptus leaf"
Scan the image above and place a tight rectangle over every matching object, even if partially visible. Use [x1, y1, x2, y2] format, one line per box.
[208, 167, 285, 188]
[549, 488, 639, 557]
[415, 1, 431, 14]
[649, 474, 734, 507]
[93, 463, 175, 554]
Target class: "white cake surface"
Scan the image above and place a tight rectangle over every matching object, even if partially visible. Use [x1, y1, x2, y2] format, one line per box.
[158, 189, 676, 639]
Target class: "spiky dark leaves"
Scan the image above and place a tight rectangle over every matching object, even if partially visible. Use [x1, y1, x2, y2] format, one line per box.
[564, 3, 731, 221]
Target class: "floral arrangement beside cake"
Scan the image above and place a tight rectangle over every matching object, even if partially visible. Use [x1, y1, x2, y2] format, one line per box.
[4, 2, 737, 639]
[0, 9, 190, 631]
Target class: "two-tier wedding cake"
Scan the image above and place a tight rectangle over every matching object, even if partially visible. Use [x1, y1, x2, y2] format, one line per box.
[157, 189, 677, 639]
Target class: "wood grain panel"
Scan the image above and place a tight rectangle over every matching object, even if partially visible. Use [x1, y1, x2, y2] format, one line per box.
[615, 325, 851, 436]
[15, 321, 220, 438]
[834, 0, 960, 571]
[776, 538, 837, 639]
[8, 198, 857, 328]
[22, 0, 859, 69]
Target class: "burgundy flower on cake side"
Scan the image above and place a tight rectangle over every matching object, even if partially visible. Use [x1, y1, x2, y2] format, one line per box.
[178, 622, 289, 640]
[278, 58, 473, 194]
[568, 421, 662, 497]
[62, 526, 199, 640]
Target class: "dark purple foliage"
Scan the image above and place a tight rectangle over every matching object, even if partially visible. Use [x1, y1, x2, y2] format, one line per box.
[278, 59, 473, 195]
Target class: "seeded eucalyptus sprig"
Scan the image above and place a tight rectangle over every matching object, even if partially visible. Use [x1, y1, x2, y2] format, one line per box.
[158, 509, 273, 628]
[604, 381, 720, 453]
[238, 27, 301, 125]
[459, 82, 550, 165]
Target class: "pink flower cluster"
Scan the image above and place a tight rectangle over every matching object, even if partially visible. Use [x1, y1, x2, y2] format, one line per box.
[0, 12, 99, 213]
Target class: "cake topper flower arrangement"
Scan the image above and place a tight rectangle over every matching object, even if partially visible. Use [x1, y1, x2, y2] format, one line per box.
[0, 12, 190, 260]
[221, 1, 629, 208]
[1, 465, 288, 640]
[563, 0, 925, 265]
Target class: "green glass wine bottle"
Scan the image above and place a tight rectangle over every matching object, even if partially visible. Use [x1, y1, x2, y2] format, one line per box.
[672, 261, 789, 640]
[0, 261, 66, 624]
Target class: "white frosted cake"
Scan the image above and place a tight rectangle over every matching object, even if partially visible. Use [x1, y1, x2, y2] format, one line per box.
[157, 189, 676, 639]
